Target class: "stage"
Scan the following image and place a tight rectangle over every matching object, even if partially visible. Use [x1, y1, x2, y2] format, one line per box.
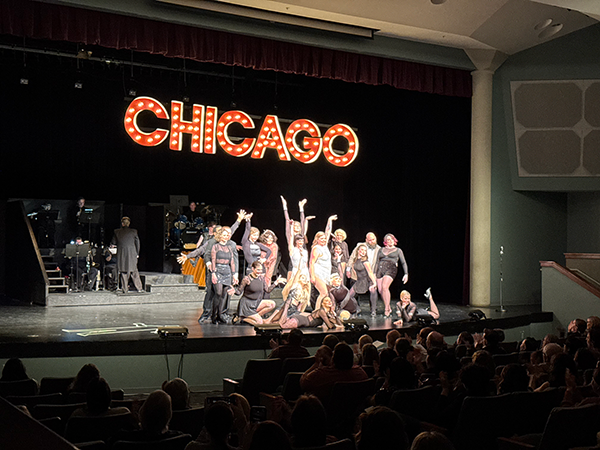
[0, 285, 553, 360]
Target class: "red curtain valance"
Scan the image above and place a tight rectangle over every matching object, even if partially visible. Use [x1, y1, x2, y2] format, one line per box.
[0, 0, 472, 97]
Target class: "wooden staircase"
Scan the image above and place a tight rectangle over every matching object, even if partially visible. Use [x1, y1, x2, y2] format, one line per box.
[41, 251, 68, 294]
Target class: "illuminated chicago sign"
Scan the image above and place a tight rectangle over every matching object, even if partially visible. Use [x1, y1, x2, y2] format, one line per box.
[124, 97, 358, 167]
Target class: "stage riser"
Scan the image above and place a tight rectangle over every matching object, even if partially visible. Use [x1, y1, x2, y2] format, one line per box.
[46, 291, 205, 307]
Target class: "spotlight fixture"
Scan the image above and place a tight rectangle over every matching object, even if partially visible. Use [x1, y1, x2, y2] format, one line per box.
[77, 48, 92, 59]
[128, 88, 137, 97]
[19, 78, 29, 85]
[74, 81, 83, 89]
[183, 96, 190, 103]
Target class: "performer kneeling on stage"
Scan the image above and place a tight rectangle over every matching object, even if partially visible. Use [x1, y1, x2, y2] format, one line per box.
[394, 288, 440, 327]
[228, 261, 285, 326]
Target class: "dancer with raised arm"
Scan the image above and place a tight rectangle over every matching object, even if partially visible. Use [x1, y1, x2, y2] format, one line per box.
[348, 244, 378, 316]
[375, 233, 408, 318]
[309, 215, 337, 310]
[258, 229, 278, 285]
[289, 233, 309, 279]
[394, 288, 440, 327]
[240, 212, 271, 272]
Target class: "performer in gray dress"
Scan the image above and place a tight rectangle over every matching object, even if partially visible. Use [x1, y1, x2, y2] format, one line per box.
[110, 217, 143, 293]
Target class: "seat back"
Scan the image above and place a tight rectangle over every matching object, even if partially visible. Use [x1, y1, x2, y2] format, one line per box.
[0, 378, 39, 397]
[6, 392, 63, 409]
[280, 356, 315, 383]
[169, 407, 204, 438]
[538, 403, 600, 450]
[301, 438, 356, 450]
[326, 378, 376, 438]
[389, 385, 441, 423]
[281, 372, 304, 402]
[66, 389, 125, 404]
[32, 402, 86, 421]
[492, 352, 520, 366]
[241, 358, 283, 405]
[111, 433, 192, 450]
[452, 394, 514, 450]
[511, 387, 566, 435]
[40, 377, 75, 396]
[64, 412, 135, 444]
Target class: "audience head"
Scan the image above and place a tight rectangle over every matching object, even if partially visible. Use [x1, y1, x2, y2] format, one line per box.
[248, 421, 291, 450]
[70, 363, 100, 393]
[389, 357, 418, 390]
[542, 334, 560, 348]
[543, 343, 563, 363]
[587, 327, 600, 351]
[322, 334, 340, 350]
[411, 431, 455, 450]
[417, 327, 434, 347]
[530, 350, 544, 366]
[520, 337, 539, 352]
[288, 328, 304, 347]
[426, 331, 445, 351]
[394, 338, 414, 359]
[229, 393, 250, 424]
[358, 334, 373, 349]
[316, 345, 333, 367]
[1, 358, 28, 381]
[498, 364, 530, 394]
[568, 318, 587, 335]
[291, 395, 327, 448]
[377, 348, 396, 378]
[333, 342, 354, 370]
[356, 406, 408, 450]
[433, 350, 461, 379]
[588, 316, 600, 331]
[456, 332, 474, 348]
[550, 352, 577, 387]
[483, 328, 502, 349]
[386, 330, 401, 349]
[204, 401, 234, 443]
[86, 377, 112, 414]
[161, 378, 190, 410]
[362, 343, 379, 367]
[140, 390, 172, 434]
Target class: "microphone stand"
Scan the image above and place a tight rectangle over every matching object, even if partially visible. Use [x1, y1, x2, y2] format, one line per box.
[497, 245, 506, 312]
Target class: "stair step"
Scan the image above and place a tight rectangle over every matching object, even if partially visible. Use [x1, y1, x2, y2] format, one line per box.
[46, 270, 61, 275]
[48, 277, 65, 282]
[49, 285, 69, 293]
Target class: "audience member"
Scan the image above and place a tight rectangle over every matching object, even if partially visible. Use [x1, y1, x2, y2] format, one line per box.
[290, 395, 327, 448]
[355, 406, 408, 450]
[425, 331, 446, 352]
[300, 342, 368, 401]
[186, 401, 238, 450]
[587, 327, 600, 358]
[268, 329, 310, 359]
[519, 337, 539, 352]
[322, 334, 340, 351]
[246, 420, 291, 450]
[481, 328, 506, 355]
[1, 358, 30, 382]
[587, 316, 600, 331]
[67, 363, 101, 394]
[362, 343, 379, 367]
[386, 330, 401, 350]
[162, 378, 190, 410]
[410, 431, 455, 450]
[542, 333, 560, 348]
[71, 377, 131, 417]
[568, 318, 587, 335]
[497, 364, 530, 394]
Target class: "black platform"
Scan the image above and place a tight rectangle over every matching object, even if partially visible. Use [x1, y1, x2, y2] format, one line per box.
[0, 289, 551, 360]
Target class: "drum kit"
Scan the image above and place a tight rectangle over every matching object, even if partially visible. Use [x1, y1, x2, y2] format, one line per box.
[165, 205, 225, 249]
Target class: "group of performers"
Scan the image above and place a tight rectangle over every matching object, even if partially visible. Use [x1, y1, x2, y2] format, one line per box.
[177, 197, 440, 329]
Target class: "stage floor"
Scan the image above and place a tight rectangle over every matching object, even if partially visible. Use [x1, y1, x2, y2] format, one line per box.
[0, 292, 552, 359]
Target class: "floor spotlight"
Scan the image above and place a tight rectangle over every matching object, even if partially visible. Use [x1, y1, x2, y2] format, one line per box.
[20, 78, 29, 85]
[74, 81, 83, 89]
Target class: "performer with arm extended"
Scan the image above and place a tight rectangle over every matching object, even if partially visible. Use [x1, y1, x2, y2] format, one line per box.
[375, 233, 408, 318]
[288, 233, 309, 280]
[394, 288, 440, 327]
[309, 215, 337, 310]
[240, 213, 271, 271]
[227, 261, 285, 326]
[258, 229, 278, 285]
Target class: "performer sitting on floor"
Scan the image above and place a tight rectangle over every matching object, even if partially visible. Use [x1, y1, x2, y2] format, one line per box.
[393, 288, 440, 327]
[228, 261, 285, 326]
[328, 273, 360, 316]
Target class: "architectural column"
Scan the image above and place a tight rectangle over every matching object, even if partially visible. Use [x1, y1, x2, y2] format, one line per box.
[465, 49, 507, 307]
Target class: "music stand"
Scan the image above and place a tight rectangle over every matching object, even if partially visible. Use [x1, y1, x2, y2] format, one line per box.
[66, 243, 90, 292]
[81, 207, 101, 243]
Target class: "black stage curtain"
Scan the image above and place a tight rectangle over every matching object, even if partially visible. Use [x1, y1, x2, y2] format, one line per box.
[0, 0, 471, 98]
